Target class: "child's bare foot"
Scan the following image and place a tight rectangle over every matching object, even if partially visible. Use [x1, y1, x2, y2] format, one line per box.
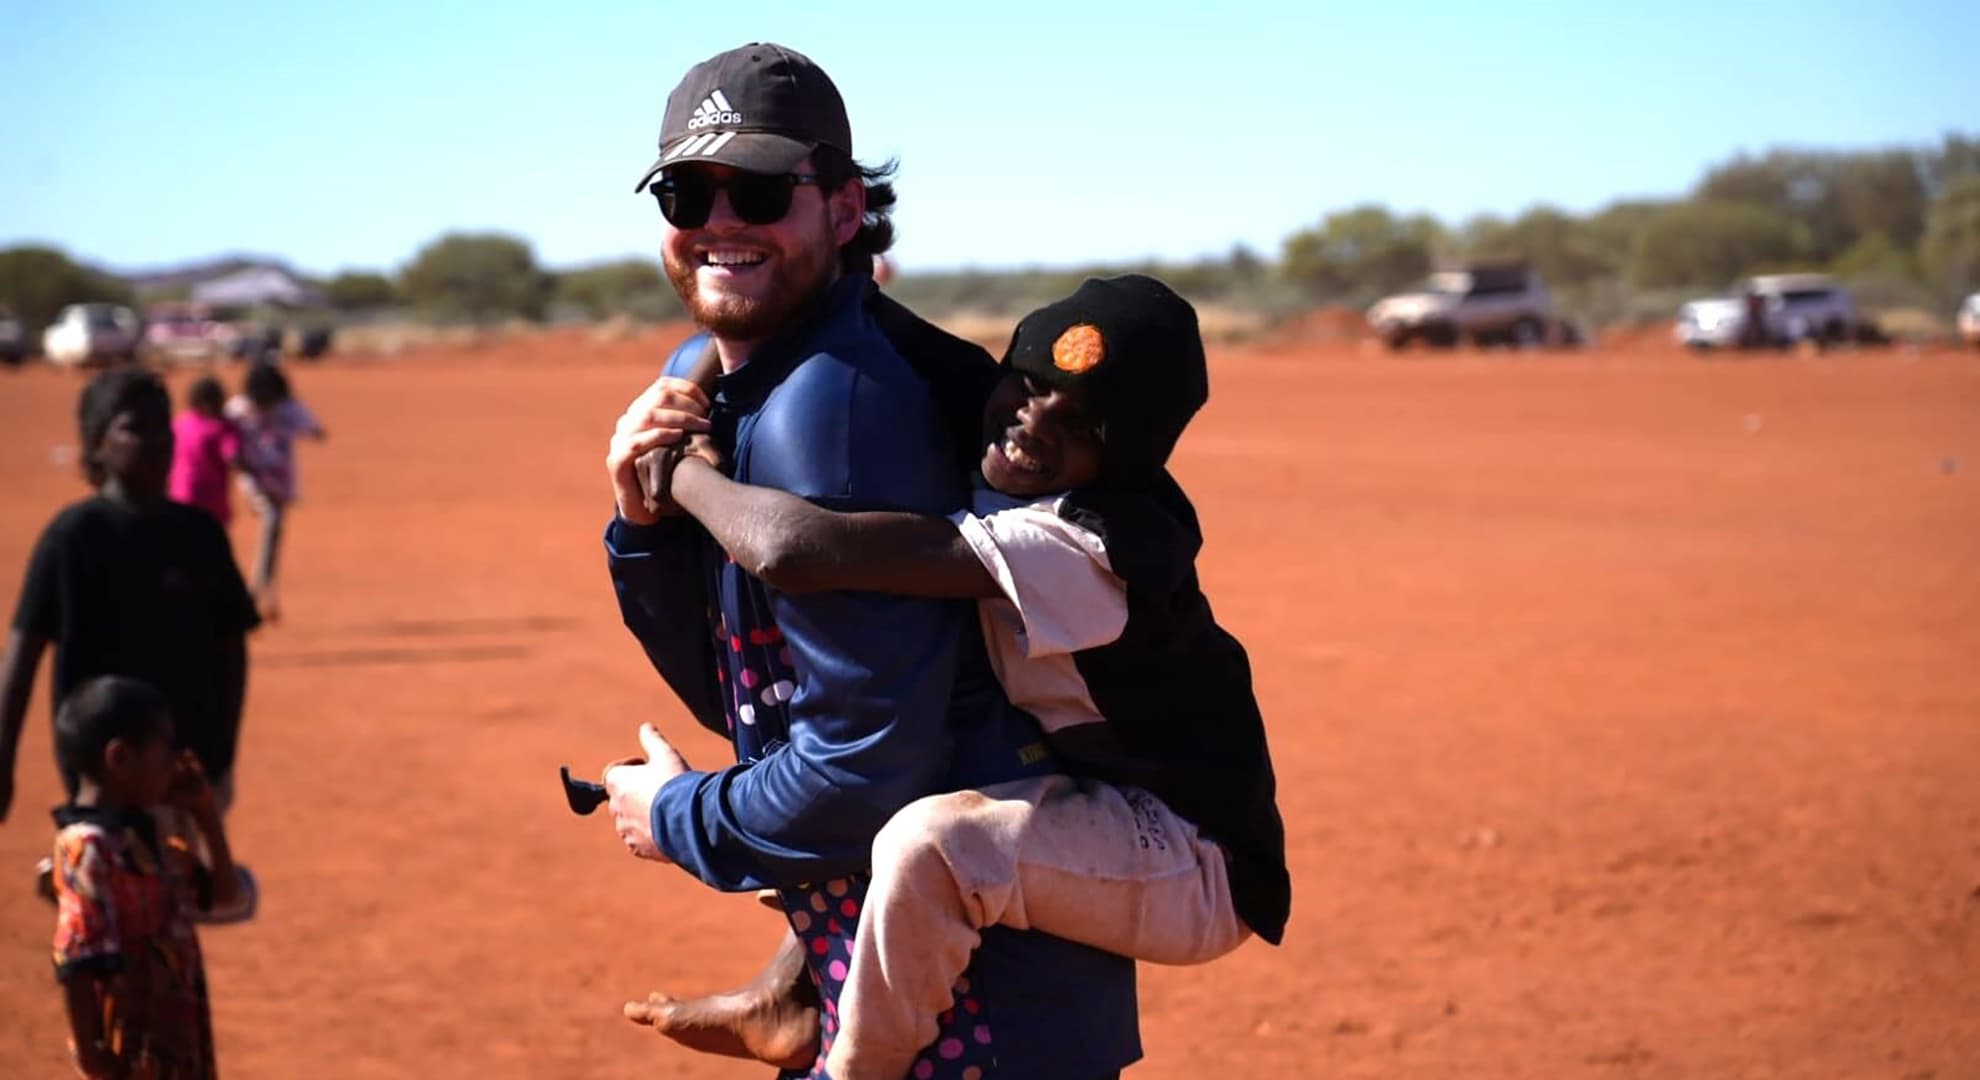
[623, 926, 818, 1069]
[624, 988, 818, 1070]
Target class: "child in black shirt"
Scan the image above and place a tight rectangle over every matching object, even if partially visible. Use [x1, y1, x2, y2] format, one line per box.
[1, 370, 259, 898]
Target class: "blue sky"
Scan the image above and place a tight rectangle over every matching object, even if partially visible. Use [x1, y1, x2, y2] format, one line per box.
[3, 0, 1973, 276]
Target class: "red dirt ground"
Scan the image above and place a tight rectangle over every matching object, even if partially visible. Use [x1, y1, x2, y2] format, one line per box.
[2, 334, 1976, 1078]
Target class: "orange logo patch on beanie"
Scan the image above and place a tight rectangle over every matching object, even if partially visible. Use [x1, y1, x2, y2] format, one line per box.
[1052, 324, 1105, 374]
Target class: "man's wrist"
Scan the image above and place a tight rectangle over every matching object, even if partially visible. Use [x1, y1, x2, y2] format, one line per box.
[647, 768, 702, 864]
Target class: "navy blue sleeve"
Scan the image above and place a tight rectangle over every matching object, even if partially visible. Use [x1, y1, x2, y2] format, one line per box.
[606, 515, 726, 737]
[650, 345, 972, 888]
[603, 335, 726, 737]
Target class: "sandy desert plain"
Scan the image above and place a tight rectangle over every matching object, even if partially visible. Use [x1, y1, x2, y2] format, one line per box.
[1, 325, 1976, 1078]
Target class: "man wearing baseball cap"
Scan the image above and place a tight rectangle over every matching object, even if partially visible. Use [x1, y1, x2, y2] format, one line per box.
[598, 43, 1143, 1078]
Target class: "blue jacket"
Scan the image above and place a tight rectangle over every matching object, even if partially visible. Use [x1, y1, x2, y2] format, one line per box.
[607, 275, 1140, 1078]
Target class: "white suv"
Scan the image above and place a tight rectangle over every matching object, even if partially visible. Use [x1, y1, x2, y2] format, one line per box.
[1677, 274, 1862, 350]
[43, 303, 141, 366]
[1367, 263, 1556, 348]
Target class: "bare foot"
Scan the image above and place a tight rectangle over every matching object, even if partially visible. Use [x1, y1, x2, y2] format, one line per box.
[623, 926, 818, 1069]
[625, 988, 819, 1070]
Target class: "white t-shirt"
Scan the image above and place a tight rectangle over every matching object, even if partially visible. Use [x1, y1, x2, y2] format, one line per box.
[949, 489, 1129, 735]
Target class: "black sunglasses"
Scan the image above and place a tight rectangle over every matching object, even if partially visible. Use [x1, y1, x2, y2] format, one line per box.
[649, 170, 822, 228]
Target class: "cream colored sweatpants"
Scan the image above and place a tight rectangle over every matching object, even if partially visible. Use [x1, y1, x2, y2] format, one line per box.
[825, 774, 1250, 1079]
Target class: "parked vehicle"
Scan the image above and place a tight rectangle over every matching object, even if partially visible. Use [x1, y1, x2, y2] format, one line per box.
[1959, 293, 1980, 350]
[42, 303, 142, 366]
[1677, 274, 1863, 351]
[144, 302, 240, 362]
[1367, 262, 1559, 348]
[294, 325, 335, 360]
[0, 307, 24, 367]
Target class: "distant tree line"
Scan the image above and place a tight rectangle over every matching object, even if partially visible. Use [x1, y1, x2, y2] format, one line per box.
[894, 134, 1980, 328]
[3, 135, 1975, 338]
[0, 246, 136, 336]
[324, 234, 682, 324]
[1263, 134, 1980, 325]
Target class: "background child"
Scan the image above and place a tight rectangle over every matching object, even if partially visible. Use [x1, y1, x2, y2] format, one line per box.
[626, 275, 1289, 1077]
[225, 362, 326, 622]
[168, 375, 242, 528]
[1, 369, 260, 888]
[49, 674, 241, 1079]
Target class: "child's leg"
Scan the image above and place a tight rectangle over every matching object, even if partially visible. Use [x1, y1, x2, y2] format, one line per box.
[252, 497, 285, 614]
[826, 775, 1249, 1079]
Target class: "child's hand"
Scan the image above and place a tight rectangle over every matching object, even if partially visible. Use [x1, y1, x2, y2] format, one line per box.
[167, 751, 217, 815]
[635, 445, 685, 518]
[610, 375, 713, 525]
[680, 433, 727, 473]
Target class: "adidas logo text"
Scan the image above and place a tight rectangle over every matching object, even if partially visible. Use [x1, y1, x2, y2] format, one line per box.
[687, 90, 741, 130]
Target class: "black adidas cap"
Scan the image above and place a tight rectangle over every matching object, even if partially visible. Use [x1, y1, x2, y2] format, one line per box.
[633, 43, 853, 193]
[1004, 274, 1209, 483]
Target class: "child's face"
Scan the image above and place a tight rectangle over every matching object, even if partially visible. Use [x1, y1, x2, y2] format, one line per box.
[978, 372, 1104, 498]
[96, 405, 174, 495]
[103, 717, 176, 806]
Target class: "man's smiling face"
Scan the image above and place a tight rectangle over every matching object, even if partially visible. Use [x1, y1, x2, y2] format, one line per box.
[659, 157, 861, 343]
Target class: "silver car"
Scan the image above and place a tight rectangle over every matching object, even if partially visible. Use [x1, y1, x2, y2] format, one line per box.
[1367, 263, 1555, 348]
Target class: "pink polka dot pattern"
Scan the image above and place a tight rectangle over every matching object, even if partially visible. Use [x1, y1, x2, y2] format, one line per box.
[775, 875, 995, 1080]
[709, 602, 997, 1080]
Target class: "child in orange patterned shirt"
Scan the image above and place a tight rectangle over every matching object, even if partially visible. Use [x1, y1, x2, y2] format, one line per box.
[49, 675, 242, 1079]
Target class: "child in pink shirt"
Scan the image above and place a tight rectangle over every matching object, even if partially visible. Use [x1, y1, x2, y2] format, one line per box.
[167, 377, 240, 527]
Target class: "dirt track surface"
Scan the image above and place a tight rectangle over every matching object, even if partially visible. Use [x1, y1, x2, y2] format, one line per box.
[2, 332, 1976, 1078]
